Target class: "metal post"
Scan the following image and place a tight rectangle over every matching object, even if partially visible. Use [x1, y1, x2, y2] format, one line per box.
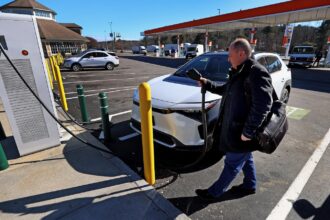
[76, 84, 89, 123]
[177, 35, 180, 58]
[139, 82, 155, 185]
[99, 92, 111, 142]
[54, 64, 68, 111]
[45, 59, 54, 90]
[49, 56, 57, 81]
[205, 31, 209, 52]
[0, 122, 6, 141]
[0, 143, 9, 171]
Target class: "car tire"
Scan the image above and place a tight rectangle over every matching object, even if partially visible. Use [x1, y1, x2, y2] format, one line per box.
[281, 88, 290, 104]
[72, 63, 81, 72]
[105, 62, 114, 70]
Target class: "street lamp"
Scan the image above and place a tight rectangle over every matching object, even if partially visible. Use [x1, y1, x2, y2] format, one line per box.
[109, 21, 114, 51]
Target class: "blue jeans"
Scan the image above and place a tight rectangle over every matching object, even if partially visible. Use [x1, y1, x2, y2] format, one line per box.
[208, 152, 256, 197]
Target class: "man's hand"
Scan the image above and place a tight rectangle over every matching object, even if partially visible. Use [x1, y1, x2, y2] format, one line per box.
[198, 77, 207, 87]
[241, 134, 251, 141]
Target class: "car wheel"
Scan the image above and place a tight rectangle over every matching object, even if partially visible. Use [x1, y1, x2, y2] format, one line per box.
[105, 62, 114, 70]
[281, 88, 290, 104]
[72, 63, 81, 72]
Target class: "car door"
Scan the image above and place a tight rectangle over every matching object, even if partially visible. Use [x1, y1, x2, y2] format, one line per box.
[264, 56, 284, 99]
[80, 52, 97, 67]
[94, 52, 109, 67]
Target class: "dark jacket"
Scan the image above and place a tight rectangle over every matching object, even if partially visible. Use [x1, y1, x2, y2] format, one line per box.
[205, 58, 273, 153]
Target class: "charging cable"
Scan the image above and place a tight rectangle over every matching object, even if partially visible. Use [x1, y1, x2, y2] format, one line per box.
[0, 44, 112, 155]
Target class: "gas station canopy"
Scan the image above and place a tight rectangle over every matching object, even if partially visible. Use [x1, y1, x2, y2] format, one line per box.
[144, 0, 330, 36]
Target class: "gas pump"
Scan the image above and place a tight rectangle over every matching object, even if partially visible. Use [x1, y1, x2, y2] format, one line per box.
[0, 13, 60, 155]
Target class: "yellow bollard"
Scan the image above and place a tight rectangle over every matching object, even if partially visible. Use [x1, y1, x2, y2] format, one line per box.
[52, 55, 58, 66]
[49, 56, 57, 81]
[54, 64, 68, 111]
[45, 59, 54, 90]
[139, 82, 155, 185]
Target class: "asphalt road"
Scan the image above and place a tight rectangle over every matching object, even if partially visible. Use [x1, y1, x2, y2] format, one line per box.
[58, 54, 330, 220]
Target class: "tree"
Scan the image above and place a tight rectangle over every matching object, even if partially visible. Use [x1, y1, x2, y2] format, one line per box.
[85, 36, 98, 49]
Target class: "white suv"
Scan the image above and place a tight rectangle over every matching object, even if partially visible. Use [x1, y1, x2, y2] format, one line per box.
[131, 52, 291, 150]
[63, 50, 119, 71]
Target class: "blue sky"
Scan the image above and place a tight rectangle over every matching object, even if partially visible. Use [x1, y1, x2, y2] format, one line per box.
[1, 0, 318, 40]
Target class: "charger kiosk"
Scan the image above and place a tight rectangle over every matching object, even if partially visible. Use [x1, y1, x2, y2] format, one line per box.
[0, 13, 60, 156]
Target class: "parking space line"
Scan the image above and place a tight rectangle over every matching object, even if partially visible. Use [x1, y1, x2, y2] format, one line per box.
[63, 73, 136, 78]
[118, 132, 139, 141]
[65, 86, 136, 95]
[62, 76, 150, 85]
[266, 128, 330, 220]
[91, 110, 132, 122]
[66, 88, 135, 100]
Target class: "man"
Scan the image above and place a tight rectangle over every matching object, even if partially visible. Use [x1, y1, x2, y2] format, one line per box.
[313, 50, 323, 67]
[195, 38, 273, 200]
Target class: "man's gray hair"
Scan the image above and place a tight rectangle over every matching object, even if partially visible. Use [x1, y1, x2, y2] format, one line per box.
[230, 38, 252, 57]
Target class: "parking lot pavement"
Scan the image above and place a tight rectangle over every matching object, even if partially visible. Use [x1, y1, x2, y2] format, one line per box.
[58, 56, 330, 219]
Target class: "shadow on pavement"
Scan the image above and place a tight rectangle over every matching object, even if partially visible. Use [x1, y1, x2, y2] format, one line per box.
[0, 132, 156, 219]
[293, 196, 330, 220]
[291, 68, 330, 93]
[168, 189, 254, 216]
[106, 120, 223, 176]
[121, 55, 187, 68]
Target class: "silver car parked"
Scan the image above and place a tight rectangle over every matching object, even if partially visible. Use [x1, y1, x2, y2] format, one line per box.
[63, 50, 119, 71]
[131, 52, 291, 151]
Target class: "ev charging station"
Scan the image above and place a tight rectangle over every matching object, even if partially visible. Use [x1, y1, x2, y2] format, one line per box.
[0, 13, 60, 156]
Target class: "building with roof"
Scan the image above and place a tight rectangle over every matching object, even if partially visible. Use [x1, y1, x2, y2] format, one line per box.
[0, 0, 89, 57]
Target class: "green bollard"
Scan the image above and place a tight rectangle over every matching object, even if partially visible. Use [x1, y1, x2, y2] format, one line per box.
[0, 122, 6, 141]
[76, 84, 90, 123]
[99, 92, 111, 142]
[0, 143, 9, 171]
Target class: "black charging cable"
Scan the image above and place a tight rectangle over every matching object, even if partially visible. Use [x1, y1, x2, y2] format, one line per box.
[0, 44, 112, 155]
[170, 68, 209, 170]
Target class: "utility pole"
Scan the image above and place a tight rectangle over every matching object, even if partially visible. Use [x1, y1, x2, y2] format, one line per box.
[109, 21, 114, 51]
[217, 9, 221, 15]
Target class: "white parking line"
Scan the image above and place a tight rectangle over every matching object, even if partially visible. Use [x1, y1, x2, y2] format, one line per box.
[64, 72, 136, 78]
[65, 86, 136, 95]
[118, 132, 139, 141]
[91, 110, 132, 122]
[66, 88, 135, 100]
[63, 76, 150, 85]
[266, 128, 330, 220]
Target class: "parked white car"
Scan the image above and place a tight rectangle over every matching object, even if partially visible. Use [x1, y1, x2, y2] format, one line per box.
[63, 50, 119, 71]
[131, 52, 291, 150]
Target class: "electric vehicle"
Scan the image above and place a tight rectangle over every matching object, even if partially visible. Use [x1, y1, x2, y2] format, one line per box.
[130, 51, 291, 150]
[63, 50, 119, 71]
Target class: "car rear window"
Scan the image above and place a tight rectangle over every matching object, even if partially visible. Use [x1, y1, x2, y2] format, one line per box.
[265, 56, 282, 73]
[292, 47, 315, 54]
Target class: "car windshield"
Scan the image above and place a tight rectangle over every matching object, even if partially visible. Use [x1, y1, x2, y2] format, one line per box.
[187, 47, 196, 52]
[174, 54, 231, 82]
[292, 47, 315, 54]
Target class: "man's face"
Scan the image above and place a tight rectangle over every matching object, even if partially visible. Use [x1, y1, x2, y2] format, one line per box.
[228, 46, 246, 69]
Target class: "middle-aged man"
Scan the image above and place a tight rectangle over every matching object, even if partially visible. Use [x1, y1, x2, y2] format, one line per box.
[195, 38, 273, 200]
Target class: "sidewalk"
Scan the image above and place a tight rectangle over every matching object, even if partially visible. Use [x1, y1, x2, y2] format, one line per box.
[0, 100, 189, 219]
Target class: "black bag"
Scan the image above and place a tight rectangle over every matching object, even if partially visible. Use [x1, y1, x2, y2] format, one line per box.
[255, 90, 288, 154]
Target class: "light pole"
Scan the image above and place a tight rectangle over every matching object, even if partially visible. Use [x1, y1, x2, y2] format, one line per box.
[104, 30, 108, 50]
[109, 21, 114, 51]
